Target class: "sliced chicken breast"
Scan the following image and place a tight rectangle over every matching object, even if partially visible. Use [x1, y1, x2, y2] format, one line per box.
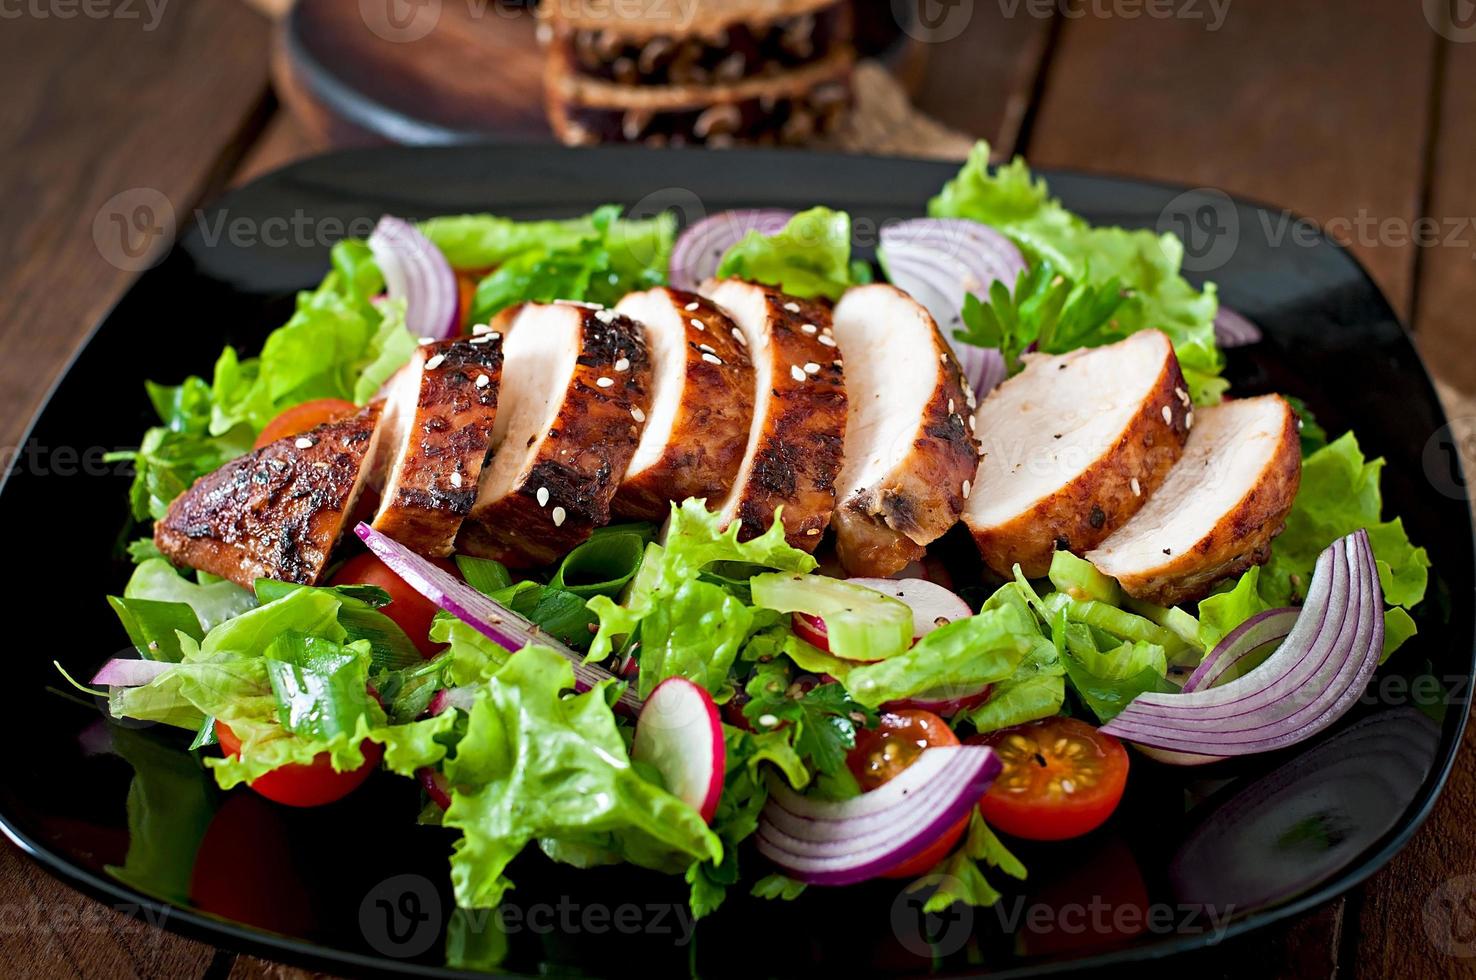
[155, 403, 385, 588]
[456, 302, 652, 566]
[828, 284, 979, 576]
[611, 287, 755, 520]
[1086, 394, 1302, 605]
[370, 335, 503, 556]
[701, 279, 847, 551]
[964, 329, 1190, 578]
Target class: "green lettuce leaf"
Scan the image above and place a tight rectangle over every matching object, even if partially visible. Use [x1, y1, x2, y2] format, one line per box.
[929, 142, 1225, 402]
[441, 646, 721, 910]
[841, 603, 1043, 708]
[122, 559, 257, 630]
[1196, 566, 1272, 653]
[911, 811, 1027, 913]
[588, 500, 816, 697]
[715, 207, 869, 300]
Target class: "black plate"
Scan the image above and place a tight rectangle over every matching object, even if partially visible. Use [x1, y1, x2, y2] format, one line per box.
[2, 147, 1471, 977]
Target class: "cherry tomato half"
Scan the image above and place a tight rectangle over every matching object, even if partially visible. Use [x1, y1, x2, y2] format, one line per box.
[215, 721, 383, 808]
[973, 716, 1129, 841]
[330, 551, 456, 657]
[846, 709, 966, 878]
[792, 611, 831, 651]
[253, 398, 357, 449]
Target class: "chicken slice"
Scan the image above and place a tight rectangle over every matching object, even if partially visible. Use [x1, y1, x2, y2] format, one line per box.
[964, 329, 1190, 578]
[826, 284, 979, 576]
[456, 302, 651, 566]
[370, 335, 503, 556]
[1086, 394, 1302, 605]
[700, 279, 847, 551]
[611, 287, 755, 520]
[154, 403, 385, 588]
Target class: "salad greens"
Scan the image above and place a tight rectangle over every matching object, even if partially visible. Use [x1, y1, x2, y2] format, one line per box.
[88, 139, 1436, 954]
[930, 142, 1226, 403]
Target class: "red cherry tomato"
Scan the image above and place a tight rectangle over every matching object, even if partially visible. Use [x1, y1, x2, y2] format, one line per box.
[215, 721, 383, 808]
[330, 551, 456, 657]
[253, 398, 357, 449]
[973, 716, 1129, 841]
[846, 709, 966, 878]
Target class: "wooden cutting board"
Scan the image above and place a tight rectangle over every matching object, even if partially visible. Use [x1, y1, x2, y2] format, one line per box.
[272, 0, 930, 148]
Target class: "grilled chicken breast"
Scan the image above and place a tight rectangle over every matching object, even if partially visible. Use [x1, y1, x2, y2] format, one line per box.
[701, 279, 847, 551]
[611, 288, 755, 520]
[370, 335, 503, 557]
[155, 404, 385, 588]
[964, 329, 1190, 578]
[828, 284, 979, 576]
[1086, 394, 1302, 605]
[457, 302, 652, 566]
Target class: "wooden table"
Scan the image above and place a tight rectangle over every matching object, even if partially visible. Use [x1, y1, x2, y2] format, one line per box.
[2, 1, 1472, 976]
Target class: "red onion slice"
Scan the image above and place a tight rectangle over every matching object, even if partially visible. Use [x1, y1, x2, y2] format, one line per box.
[1182, 607, 1301, 693]
[1213, 305, 1263, 348]
[353, 523, 641, 712]
[92, 658, 174, 687]
[1100, 531, 1382, 758]
[668, 209, 795, 291]
[878, 219, 1027, 396]
[368, 216, 460, 340]
[755, 745, 1001, 885]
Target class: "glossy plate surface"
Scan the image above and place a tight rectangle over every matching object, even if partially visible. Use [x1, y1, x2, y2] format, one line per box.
[1, 146, 1470, 977]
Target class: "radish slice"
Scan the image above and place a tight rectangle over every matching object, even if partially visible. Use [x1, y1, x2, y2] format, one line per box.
[631, 678, 725, 823]
[368, 216, 459, 341]
[1099, 530, 1383, 758]
[419, 767, 452, 810]
[844, 578, 973, 639]
[353, 523, 642, 713]
[1213, 305, 1263, 348]
[427, 686, 477, 717]
[885, 683, 993, 717]
[91, 658, 173, 687]
[668, 209, 795, 291]
[756, 745, 1001, 885]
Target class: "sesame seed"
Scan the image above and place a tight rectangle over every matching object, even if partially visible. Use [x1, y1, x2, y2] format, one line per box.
[968, 415, 976, 431]
[614, 357, 630, 372]
[1175, 386, 1189, 403]
[294, 437, 315, 449]
[596, 377, 615, 388]
[631, 406, 646, 422]
[818, 334, 837, 347]
[1162, 405, 1172, 424]
[551, 506, 567, 527]
[702, 352, 723, 365]
[940, 353, 949, 363]
[418, 336, 436, 345]
[469, 334, 493, 345]
[804, 362, 821, 374]
[425, 353, 447, 371]
[966, 390, 977, 409]
[790, 365, 807, 382]
[783, 302, 800, 313]
[801, 323, 818, 334]
[698, 343, 715, 353]
[450, 471, 463, 488]
[1131, 478, 1142, 496]
[732, 328, 747, 346]
[685, 301, 699, 311]
[690, 318, 705, 331]
[806, 528, 820, 535]
[1186, 411, 1195, 429]
[536, 487, 550, 507]
[475, 374, 491, 388]
[833, 359, 843, 368]
[963, 479, 972, 499]
[594, 309, 617, 324]
[472, 323, 493, 335]
[758, 713, 779, 728]
[948, 398, 955, 413]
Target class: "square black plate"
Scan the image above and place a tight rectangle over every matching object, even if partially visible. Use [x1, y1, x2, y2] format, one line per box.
[1, 146, 1471, 977]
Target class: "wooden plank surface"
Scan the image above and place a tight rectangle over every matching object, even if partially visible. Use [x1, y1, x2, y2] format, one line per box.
[0, 0, 276, 974]
[1353, 25, 1476, 980]
[1023, 0, 1439, 320]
